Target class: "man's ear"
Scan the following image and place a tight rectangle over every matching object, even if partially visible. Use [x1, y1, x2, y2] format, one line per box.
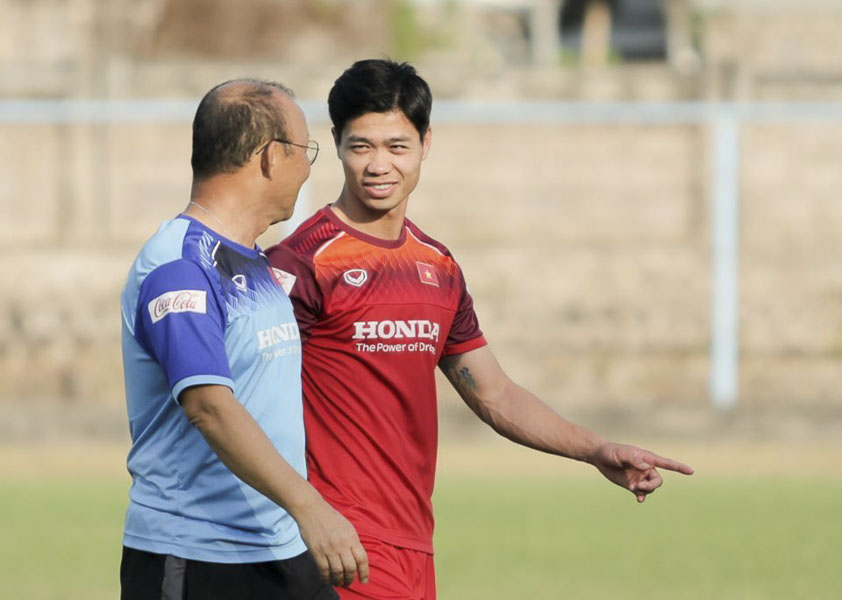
[259, 141, 279, 178]
[332, 126, 342, 155]
[421, 127, 432, 161]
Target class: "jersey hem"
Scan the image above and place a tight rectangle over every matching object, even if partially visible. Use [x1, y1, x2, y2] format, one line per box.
[122, 534, 308, 564]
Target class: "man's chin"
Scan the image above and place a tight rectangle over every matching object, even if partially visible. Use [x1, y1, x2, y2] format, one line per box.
[361, 196, 405, 215]
[270, 210, 294, 225]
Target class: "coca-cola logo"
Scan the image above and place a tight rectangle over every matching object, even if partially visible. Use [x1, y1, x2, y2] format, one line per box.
[147, 290, 208, 324]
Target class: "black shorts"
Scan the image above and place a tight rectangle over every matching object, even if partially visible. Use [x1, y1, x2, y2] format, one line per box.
[120, 546, 338, 600]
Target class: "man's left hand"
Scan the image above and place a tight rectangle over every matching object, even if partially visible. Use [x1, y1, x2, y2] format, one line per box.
[591, 443, 694, 502]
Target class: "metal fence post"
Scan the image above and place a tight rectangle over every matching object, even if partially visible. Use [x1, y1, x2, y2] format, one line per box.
[710, 104, 740, 410]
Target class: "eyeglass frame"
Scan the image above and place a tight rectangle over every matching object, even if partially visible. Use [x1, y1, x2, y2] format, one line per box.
[255, 138, 319, 165]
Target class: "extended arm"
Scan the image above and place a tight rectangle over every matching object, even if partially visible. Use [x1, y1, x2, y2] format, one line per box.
[180, 384, 368, 586]
[439, 346, 693, 502]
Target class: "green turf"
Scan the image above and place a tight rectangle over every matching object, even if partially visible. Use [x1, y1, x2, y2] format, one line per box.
[0, 478, 127, 600]
[433, 475, 842, 599]
[1, 475, 840, 599]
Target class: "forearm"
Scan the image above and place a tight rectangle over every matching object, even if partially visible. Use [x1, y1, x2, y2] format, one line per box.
[182, 386, 319, 516]
[443, 347, 693, 503]
[182, 385, 369, 585]
[479, 380, 605, 463]
[441, 349, 605, 464]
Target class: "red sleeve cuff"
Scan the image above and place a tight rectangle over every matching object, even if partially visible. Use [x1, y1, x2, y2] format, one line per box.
[442, 335, 487, 357]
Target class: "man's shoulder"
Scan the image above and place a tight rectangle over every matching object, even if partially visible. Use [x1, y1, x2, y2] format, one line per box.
[404, 218, 455, 261]
[268, 208, 341, 264]
[122, 218, 217, 328]
[129, 218, 216, 282]
[137, 216, 189, 258]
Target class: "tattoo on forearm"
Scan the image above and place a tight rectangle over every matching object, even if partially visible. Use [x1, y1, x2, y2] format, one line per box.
[457, 366, 477, 392]
[441, 356, 479, 398]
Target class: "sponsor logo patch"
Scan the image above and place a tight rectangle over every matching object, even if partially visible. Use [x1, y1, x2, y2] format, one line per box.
[343, 268, 368, 287]
[352, 319, 441, 355]
[270, 267, 297, 295]
[416, 261, 439, 287]
[256, 322, 301, 350]
[352, 319, 440, 342]
[148, 290, 207, 324]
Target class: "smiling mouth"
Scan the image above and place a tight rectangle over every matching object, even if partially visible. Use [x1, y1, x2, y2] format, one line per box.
[362, 182, 399, 199]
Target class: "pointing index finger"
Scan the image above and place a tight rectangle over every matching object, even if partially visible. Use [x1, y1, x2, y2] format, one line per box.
[650, 454, 694, 475]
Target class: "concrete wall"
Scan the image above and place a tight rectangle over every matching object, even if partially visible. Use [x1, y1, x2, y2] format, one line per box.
[3, 115, 842, 416]
[3, 0, 842, 421]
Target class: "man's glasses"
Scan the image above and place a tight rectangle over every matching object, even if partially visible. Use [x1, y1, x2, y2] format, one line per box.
[256, 138, 319, 165]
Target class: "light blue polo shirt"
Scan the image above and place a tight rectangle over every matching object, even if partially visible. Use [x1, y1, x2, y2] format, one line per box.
[120, 215, 307, 563]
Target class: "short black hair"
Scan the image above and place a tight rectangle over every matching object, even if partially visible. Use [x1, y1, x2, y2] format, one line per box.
[328, 59, 432, 142]
[191, 78, 295, 179]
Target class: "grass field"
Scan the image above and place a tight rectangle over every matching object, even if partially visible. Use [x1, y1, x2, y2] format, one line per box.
[2, 440, 841, 599]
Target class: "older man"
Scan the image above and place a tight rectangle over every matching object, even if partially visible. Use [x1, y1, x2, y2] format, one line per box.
[119, 79, 367, 599]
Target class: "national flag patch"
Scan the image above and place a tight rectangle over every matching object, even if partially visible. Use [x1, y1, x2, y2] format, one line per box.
[416, 261, 439, 287]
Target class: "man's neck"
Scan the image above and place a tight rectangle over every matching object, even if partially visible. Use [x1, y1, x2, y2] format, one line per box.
[331, 194, 407, 241]
[188, 180, 262, 248]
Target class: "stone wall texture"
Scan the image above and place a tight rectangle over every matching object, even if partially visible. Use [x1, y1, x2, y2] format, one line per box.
[3, 117, 842, 416]
[2, 0, 842, 424]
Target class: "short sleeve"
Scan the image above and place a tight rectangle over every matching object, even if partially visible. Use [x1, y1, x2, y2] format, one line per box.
[134, 259, 233, 401]
[266, 244, 322, 342]
[443, 266, 487, 356]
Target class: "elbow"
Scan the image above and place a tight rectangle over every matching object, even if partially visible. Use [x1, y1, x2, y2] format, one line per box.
[183, 404, 208, 430]
[182, 402, 208, 430]
[180, 389, 226, 432]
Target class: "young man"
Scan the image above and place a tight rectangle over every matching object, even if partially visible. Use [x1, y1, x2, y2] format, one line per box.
[120, 79, 367, 599]
[266, 60, 693, 599]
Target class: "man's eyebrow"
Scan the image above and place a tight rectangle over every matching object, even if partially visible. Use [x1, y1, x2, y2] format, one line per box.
[345, 134, 413, 144]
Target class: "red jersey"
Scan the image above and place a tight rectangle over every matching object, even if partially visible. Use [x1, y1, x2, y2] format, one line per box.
[266, 206, 486, 552]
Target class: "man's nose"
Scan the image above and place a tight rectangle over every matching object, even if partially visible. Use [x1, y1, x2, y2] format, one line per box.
[365, 149, 391, 175]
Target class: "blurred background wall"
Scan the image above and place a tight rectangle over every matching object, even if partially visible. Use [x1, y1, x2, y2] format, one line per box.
[2, 0, 842, 440]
